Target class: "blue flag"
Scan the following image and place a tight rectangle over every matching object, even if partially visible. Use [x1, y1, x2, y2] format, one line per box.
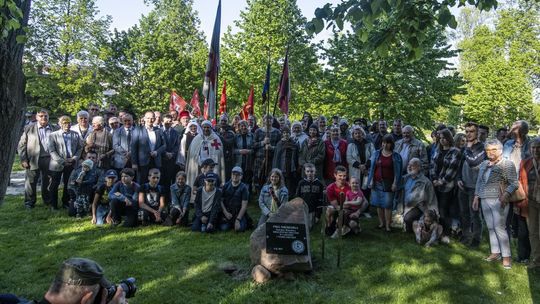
[262, 61, 270, 104]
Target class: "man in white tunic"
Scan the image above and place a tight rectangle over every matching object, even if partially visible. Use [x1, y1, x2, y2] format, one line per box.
[186, 120, 225, 187]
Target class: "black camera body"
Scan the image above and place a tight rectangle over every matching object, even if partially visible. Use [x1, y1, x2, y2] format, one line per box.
[95, 277, 137, 303]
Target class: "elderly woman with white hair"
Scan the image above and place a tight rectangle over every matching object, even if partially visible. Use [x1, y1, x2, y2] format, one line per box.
[473, 139, 518, 269]
[85, 116, 113, 170]
[347, 126, 375, 189]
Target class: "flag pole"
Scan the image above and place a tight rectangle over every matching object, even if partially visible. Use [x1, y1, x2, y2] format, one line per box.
[266, 48, 271, 117]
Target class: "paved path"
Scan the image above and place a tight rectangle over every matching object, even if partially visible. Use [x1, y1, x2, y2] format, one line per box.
[8, 170, 25, 196]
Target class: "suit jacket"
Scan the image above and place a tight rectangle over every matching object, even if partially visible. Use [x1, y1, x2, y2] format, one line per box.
[162, 127, 180, 163]
[48, 130, 83, 171]
[112, 127, 133, 169]
[131, 126, 166, 167]
[18, 123, 59, 170]
[395, 138, 429, 174]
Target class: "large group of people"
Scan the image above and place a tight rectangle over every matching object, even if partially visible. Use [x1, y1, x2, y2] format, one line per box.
[17, 104, 540, 271]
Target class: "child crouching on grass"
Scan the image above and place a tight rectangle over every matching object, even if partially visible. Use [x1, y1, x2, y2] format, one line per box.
[413, 210, 449, 247]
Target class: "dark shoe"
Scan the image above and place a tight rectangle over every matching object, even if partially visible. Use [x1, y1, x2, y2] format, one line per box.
[516, 258, 529, 264]
[162, 217, 174, 226]
[112, 220, 121, 227]
[468, 240, 480, 249]
[460, 236, 471, 245]
[25, 204, 35, 209]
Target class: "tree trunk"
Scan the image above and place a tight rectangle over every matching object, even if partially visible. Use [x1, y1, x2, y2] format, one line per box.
[0, 0, 32, 205]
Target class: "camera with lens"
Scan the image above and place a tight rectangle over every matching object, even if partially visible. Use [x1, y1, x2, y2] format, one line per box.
[95, 277, 137, 303]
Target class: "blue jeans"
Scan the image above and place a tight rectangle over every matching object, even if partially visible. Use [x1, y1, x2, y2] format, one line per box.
[191, 213, 216, 233]
[95, 205, 110, 225]
[220, 216, 248, 232]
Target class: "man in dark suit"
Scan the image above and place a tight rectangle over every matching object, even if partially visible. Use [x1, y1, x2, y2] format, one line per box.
[18, 109, 59, 208]
[48, 116, 84, 209]
[161, 114, 180, 189]
[131, 111, 166, 184]
[112, 113, 134, 175]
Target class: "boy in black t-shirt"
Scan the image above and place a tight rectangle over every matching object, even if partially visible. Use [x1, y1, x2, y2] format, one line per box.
[138, 168, 168, 224]
[295, 163, 325, 230]
[91, 169, 117, 226]
[220, 166, 251, 232]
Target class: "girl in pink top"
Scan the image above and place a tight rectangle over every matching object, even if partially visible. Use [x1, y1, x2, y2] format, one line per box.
[343, 177, 369, 234]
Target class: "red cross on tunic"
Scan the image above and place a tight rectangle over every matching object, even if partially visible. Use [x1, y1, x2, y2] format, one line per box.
[211, 139, 221, 150]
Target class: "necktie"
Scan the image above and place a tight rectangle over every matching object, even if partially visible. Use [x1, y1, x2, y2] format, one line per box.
[126, 129, 131, 146]
[63, 133, 71, 158]
[40, 127, 49, 152]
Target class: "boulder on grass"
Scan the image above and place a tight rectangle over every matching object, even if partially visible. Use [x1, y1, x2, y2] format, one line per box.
[249, 198, 312, 274]
[251, 264, 271, 283]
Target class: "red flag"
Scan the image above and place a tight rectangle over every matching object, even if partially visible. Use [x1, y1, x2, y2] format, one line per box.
[277, 48, 290, 115]
[169, 91, 187, 113]
[190, 89, 201, 117]
[241, 85, 254, 120]
[219, 80, 227, 115]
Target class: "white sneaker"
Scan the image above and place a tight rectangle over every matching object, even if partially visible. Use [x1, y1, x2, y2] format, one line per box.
[330, 230, 339, 239]
[342, 226, 351, 236]
[363, 213, 372, 218]
[441, 236, 450, 244]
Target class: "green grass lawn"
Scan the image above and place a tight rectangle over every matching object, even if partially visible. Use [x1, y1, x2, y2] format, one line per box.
[1, 195, 539, 304]
[12, 154, 23, 172]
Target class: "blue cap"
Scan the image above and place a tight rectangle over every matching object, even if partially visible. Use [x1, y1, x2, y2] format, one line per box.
[204, 172, 219, 181]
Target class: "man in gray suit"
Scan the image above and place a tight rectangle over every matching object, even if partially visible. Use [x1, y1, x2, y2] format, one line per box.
[48, 116, 84, 209]
[18, 109, 59, 208]
[112, 113, 134, 174]
[131, 111, 166, 184]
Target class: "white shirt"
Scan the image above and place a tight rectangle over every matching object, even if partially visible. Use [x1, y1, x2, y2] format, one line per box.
[147, 128, 156, 151]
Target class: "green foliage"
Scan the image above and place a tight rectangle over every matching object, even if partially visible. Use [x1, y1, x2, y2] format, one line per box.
[23, 0, 111, 115]
[1, 196, 539, 303]
[220, 0, 321, 118]
[458, 4, 539, 128]
[0, 0, 25, 40]
[306, 0, 499, 59]
[102, 0, 207, 115]
[322, 26, 465, 131]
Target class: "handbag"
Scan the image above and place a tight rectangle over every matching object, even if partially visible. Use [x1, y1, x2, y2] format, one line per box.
[499, 181, 526, 203]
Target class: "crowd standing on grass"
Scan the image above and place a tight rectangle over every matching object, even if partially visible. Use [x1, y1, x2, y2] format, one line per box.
[17, 104, 540, 271]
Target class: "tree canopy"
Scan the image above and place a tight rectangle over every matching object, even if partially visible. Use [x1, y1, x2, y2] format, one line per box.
[458, 3, 539, 128]
[24, 0, 111, 114]
[306, 0, 499, 60]
[220, 0, 321, 118]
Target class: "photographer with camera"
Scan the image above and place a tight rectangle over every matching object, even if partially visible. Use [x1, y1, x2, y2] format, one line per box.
[0, 257, 135, 304]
